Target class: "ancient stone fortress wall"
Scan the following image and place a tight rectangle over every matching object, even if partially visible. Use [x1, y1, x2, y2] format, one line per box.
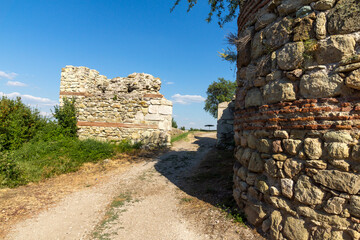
[60, 66, 172, 147]
[233, 0, 360, 239]
[217, 100, 235, 149]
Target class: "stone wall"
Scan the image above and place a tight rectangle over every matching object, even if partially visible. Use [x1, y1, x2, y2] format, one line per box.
[60, 66, 172, 147]
[217, 101, 235, 149]
[233, 0, 360, 239]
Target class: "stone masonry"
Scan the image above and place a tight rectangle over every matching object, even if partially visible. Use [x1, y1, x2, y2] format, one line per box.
[217, 100, 235, 149]
[233, 0, 360, 239]
[60, 66, 172, 147]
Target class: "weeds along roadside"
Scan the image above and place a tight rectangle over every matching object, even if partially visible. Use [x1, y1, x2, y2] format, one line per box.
[0, 97, 141, 189]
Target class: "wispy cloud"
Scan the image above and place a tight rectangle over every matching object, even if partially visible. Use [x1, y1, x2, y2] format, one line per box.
[6, 81, 27, 87]
[0, 71, 17, 80]
[0, 92, 58, 106]
[171, 93, 205, 104]
[166, 82, 175, 85]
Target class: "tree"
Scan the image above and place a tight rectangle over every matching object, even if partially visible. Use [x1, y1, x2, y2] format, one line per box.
[204, 78, 236, 118]
[171, 0, 244, 27]
[172, 117, 178, 128]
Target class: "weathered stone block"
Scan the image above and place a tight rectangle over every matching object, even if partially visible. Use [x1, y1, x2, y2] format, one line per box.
[263, 80, 296, 104]
[248, 152, 264, 173]
[312, 170, 360, 194]
[315, 12, 327, 40]
[326, 142, 350, 159]
[244, 204, 267, 226]
[257, 139, 272, 153]
[315, 35, 355, 65]
[283, 216, 309, 240]
[264, 17, 293, 50]
[323, 197, 345, 215]
[327, 0, 360, 34]
[277, 42, 305, 70]
[284, 158, 303, 178]
[312, 0, 336, 10]
[349, 196, 360, 218]
[346, 69, 360, 90]
[324, 131, 353, 143]
[269, 210, 282, 240]
[281, 178, 294, 199]
[283, 139, 302, 155]
[304, 138, 323, 160]
[300, 71, 343, 99]
[245, 88, 263, 108]
[294, 175, 325, 205]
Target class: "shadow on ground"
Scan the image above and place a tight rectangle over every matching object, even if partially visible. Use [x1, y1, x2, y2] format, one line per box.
[154, 133, 240, 215]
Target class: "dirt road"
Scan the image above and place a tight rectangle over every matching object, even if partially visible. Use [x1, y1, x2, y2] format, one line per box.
[7, 132, 262, 240]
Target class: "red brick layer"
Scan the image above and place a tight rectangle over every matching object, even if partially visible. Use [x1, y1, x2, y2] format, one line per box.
[234, 98, 360, 131]
[77, 121, 158, 129]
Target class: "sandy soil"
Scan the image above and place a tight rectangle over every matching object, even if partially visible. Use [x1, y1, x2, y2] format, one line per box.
[5, 132, 263, 240]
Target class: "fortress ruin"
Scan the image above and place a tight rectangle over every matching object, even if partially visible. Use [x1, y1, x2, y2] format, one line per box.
[59, 66, 172, 147]
[233, 0, 360, 239]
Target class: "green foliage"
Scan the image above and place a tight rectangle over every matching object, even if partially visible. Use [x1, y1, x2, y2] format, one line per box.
[172, 118, 178, 128]
[0, 97, 143, 188]
[204, 78, 236, 118]
[180, 126, 185, 130]
[53, 97, 78, 137]
[0, 96, 45, 151]
[171, 132, 190, 143]
[218, 47, 237, 63]
[114, 139, 142, 153]
[171, 0, 244, 27]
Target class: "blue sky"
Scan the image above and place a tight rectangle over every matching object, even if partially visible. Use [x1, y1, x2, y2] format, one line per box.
[0, 0, 236, 129]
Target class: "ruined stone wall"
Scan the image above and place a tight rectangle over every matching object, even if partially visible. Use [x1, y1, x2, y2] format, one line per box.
[60, 66, 172, 147]
[217, 101, 235, 149]
[233, 0, 360, 239]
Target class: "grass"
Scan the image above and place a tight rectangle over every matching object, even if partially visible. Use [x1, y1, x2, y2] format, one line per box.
[92, 193, 132, 239]
[0, 137, 142, 188]
[217, 203, 246, 225]
[171, 131, 191, 143]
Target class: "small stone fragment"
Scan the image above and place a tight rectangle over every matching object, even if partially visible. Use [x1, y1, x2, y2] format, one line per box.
[283, 139, 302, 155]
[257, 139, 272, 153]
[323, 197, 346, 215]
[304, 138, 323, 159]
[315, 12, 327, 40]
[285, 69, 303, 81]
[274, 130, 289, 139]
[305, 160, 327, 169]
[350, 196, 360, 218]
[324, 131, 353, 143]
[273, 154, 287, 161]
[284, 158, 303, 178]
[272, 140, 283, 153]
[312, 0, 336, 10]
[281, 178, 294, 199]
[265, 159, 278, 178]
[270, 186, 280, 196]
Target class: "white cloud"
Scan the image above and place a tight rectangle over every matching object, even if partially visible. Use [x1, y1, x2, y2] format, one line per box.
[6, 81, 27, 87]
[0, 71, 17, 80]
[166, 82, 175, 85]
[0, 92, 58, 107]
[171, 94, 205, 105]
[40, 111, 53, 118]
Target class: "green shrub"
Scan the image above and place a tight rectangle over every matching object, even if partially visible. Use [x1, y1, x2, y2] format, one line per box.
[53, 97, 77, 138]
[172, 118, 178, 128]
[0, 152, 24, 187]
[115, 139, 142, 153]
[0, 96, 45, 151]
